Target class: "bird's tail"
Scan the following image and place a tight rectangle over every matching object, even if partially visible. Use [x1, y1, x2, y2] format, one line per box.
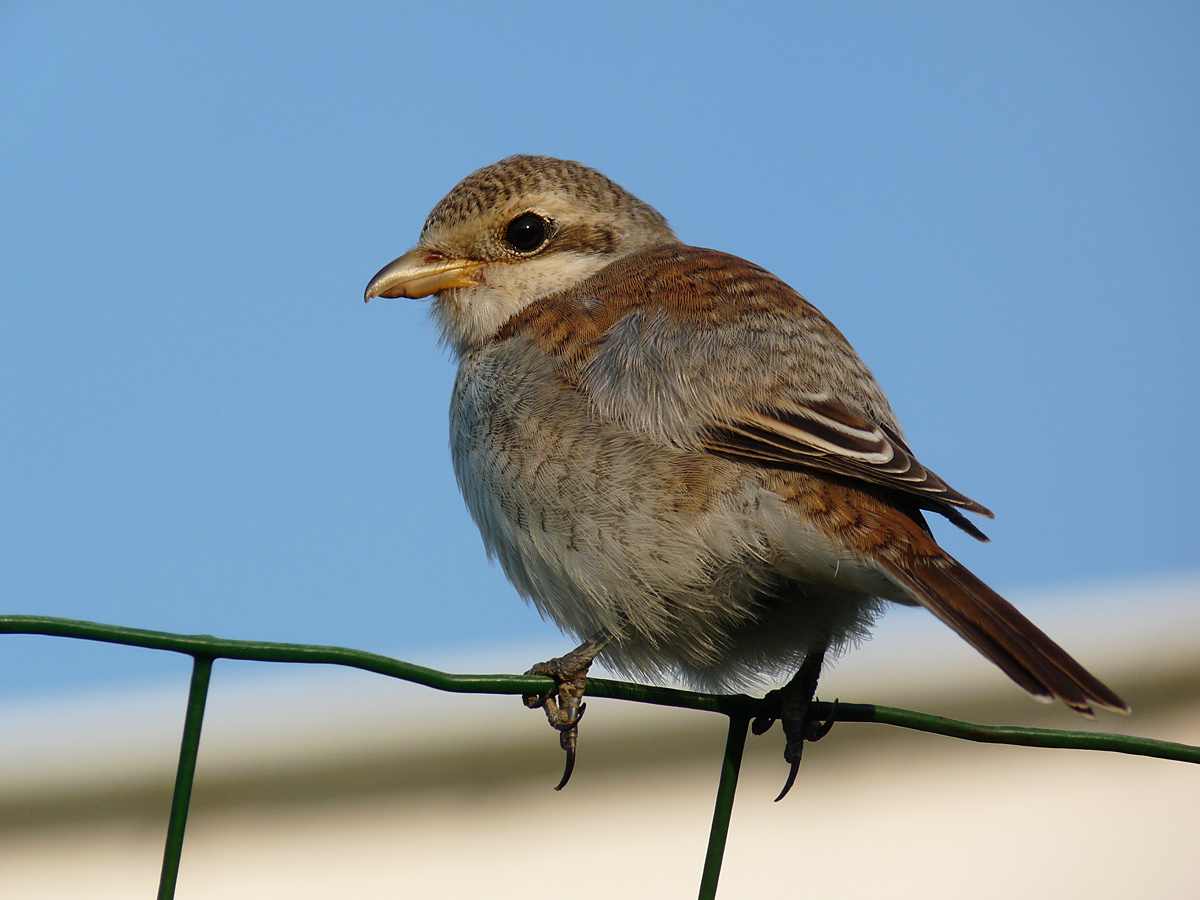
[878, 546, 1129, 716]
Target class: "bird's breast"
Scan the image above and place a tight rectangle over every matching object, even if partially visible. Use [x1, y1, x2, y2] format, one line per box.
[446, 336, 893, 671]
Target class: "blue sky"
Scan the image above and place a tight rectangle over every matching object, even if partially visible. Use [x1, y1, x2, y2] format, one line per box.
[1, 3, 1196, 698]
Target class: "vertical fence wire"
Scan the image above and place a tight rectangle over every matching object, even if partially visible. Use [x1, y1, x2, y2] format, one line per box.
[698, 714, 750, 900]
[157, 654, 213, 900]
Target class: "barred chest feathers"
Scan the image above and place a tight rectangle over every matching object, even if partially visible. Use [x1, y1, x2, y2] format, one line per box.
[447, 334, 889, 690]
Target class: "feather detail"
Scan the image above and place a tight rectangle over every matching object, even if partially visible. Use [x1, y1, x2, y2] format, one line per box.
[703, 398, 993, 540]
[501, 246, 993, 540]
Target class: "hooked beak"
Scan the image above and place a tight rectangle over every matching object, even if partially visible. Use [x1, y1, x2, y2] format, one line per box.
[363, 248, 485, 302]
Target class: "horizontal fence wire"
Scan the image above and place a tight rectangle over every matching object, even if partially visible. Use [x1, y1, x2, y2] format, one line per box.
[3, 614, 1199, 899]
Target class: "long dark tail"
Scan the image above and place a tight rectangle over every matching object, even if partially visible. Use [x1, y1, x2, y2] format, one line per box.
[879, 549, 1129, 716]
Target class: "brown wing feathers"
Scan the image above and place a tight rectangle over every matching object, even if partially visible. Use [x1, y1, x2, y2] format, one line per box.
[703, 400, 995, 542]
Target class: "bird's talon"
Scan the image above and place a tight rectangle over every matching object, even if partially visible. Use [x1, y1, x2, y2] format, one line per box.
[751, 715, 776, 736]
[762, 648, 829, 800]
[804, 698, 839, 742]
[752, 688, 783, 735]
[521, 634, 611, 790]
[774, 758, 801, 802]
[554, 743, 577, 791]
[553, 701, 586, 732]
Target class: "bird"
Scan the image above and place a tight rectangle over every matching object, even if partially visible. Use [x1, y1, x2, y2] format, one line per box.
[365, 154, 1128, 796]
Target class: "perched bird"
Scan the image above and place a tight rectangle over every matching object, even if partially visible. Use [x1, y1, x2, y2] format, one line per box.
[365, 155, 1128, 795]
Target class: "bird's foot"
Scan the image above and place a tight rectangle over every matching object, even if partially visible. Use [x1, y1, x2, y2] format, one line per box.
[523, 635, 609, 790]
[750, 647, 835, 801]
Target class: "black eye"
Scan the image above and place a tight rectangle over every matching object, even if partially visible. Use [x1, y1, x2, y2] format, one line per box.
[504, 212, 549, 253]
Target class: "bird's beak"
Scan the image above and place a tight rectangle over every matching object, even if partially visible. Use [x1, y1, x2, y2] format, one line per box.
[364, 248, 485, 302]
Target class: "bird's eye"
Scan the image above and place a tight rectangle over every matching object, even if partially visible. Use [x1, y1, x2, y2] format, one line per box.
[504, 213, 549, 253]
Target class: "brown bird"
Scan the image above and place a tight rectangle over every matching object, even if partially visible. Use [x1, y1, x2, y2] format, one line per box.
[365, 155, 1128, 796]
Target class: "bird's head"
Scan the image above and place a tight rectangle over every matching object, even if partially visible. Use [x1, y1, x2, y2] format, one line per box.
[364, 155, 679, 354]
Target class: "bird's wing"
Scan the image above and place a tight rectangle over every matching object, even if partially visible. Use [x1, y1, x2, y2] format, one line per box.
[700, 397, 993, 538]
[502, 245, 992, 537]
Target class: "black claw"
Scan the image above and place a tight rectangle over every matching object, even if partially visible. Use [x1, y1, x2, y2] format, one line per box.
[752, 688, 782, 735]
[554, 702, 586, 732]
[774, 698, 840, 800]
[774, 758, 801, 802]
[554, 740, 577, 791]
[550, 703, 584, 790]
[751, 715, 776, 736]
[805, 699, 839, 742]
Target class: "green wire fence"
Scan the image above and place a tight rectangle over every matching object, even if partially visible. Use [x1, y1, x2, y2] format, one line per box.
[3, 614, 1199, 900]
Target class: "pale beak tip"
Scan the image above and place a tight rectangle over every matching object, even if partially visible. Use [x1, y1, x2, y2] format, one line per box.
[363, 262, 407, 302]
